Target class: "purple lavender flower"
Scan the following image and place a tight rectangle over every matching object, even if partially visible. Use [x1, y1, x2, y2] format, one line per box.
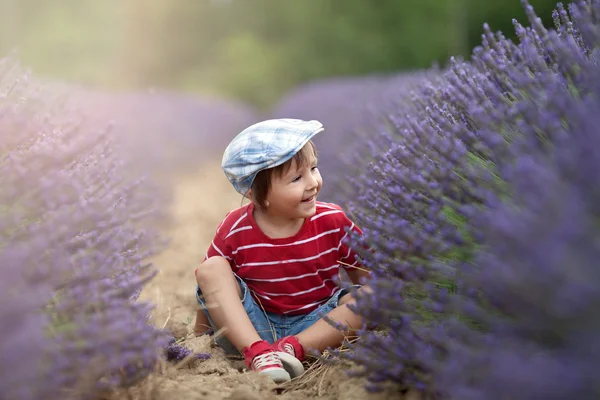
[432, 81, 600, 400]
[0, 56, 171, 398]
[318, 0, 600, 398]
[0, 251, 52, 400]
[165, 338, 211, 362]
[427, 3, 600, 397]
[76, 89, 258, 177]
[1, 53, 252, 397]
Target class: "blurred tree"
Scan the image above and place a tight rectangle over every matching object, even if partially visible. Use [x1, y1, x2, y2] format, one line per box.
[0, 0, 124, 86]
[138, 0, 557, 109]
[465, 0, 558, 50]
[0, 0, 560, 108]
[133, 0, 470, 108]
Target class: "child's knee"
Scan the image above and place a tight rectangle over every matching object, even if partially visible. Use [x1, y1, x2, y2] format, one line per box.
[338, 285, 372, 306]
[195, 257, 243, 298]
[358, 284, 372, 296]
[195, 256, 231, 284]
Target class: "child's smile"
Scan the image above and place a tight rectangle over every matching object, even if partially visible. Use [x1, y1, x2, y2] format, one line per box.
[301, 194, 316, 203]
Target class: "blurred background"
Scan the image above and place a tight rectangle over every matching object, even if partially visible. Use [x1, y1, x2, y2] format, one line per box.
[0, 0, 559, 111]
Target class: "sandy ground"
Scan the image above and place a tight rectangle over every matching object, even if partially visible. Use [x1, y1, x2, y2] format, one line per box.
[109, 162, 409, 400]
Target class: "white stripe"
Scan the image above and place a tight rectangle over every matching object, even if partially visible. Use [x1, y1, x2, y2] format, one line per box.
[257, 292, 272, 300]
[244, 264, 339, 282]
[337, 222, 351, 250]
[211, 242, 232, 260]
[258, 279, 334, 297]
[339, 222, 357, 260]
[230, 212, 248, 232]
[282, 299, 327, 314]
[316, 202, 338, 210]
[231, 228, 340, 254]
[281, 288, 338, 314]
[340, 246, 352, 260]
[240, 246, 339, 267]
[225, 225, 253, 239]
[311, 209, 342, 221]
[215, 218, 227, 234]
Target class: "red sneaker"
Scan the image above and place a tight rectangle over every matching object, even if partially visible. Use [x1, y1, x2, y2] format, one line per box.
[273, 336, 305, 378]
[242, 340, 290, 383]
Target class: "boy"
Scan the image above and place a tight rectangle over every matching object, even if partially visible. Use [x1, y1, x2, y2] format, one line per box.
[194, 118, 370, 383]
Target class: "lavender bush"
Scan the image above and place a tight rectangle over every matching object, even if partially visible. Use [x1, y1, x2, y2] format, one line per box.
[271, 73, 434, 204]
[76, 90, 258, 180]
[0, 254, 50, 400]
[433, 63, 600, 399]
[0, 57, 171, 399]
[324, 0, 600, 398]
[428, 3, 600, 397]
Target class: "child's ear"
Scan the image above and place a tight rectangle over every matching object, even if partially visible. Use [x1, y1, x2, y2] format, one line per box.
[246, 189, 258, 206]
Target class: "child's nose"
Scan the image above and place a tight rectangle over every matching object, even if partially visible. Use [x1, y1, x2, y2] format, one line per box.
[306, 174, 318, 189]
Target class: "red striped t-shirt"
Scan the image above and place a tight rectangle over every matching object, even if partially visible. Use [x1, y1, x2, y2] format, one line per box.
[203, 201, 363, 315]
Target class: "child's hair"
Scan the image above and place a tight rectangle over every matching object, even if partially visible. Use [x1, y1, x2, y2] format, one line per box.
[250, 140, 317, 210]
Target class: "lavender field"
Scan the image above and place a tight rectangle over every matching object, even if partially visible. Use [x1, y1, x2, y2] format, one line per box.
[2, 1, 600, 399]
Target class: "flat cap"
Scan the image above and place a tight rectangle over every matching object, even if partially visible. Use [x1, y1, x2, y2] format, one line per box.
[222, 118, 324, 196]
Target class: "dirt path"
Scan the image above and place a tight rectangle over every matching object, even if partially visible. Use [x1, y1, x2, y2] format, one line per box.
[116, 162, 406, 400]
[137, 162, 242, 328]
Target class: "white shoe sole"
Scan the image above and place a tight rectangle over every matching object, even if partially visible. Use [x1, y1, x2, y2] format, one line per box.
[260, 366, 291, 383]
[276, 352, 305, 379]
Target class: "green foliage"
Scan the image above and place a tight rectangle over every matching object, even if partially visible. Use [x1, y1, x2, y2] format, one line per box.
[0, 0, 561, 108]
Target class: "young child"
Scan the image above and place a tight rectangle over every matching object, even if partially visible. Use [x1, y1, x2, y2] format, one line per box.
[193, 118, 370, 383]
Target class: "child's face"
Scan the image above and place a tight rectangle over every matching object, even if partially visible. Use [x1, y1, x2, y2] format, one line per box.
[264, 147, 322, 220]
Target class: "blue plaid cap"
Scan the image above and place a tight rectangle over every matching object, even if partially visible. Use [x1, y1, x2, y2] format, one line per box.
[222, 118, 324, 196]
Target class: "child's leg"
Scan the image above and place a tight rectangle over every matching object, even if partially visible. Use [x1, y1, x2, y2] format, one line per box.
[195, 256, 262, 352]
[295, 285, 371, 353]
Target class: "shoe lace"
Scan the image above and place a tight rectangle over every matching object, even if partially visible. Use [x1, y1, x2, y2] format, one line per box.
[253, 352, 282, 370]
[282, 343, 295, 356]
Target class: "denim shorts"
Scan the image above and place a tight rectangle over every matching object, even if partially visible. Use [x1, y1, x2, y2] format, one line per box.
[195, 274, 360, 355]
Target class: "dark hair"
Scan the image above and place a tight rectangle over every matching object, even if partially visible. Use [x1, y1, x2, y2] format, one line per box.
[250, 141, 317, 210]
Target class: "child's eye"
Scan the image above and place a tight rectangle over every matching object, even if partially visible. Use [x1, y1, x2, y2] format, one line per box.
[311, 166, 318, 171]
[292, 176, 301, 182]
